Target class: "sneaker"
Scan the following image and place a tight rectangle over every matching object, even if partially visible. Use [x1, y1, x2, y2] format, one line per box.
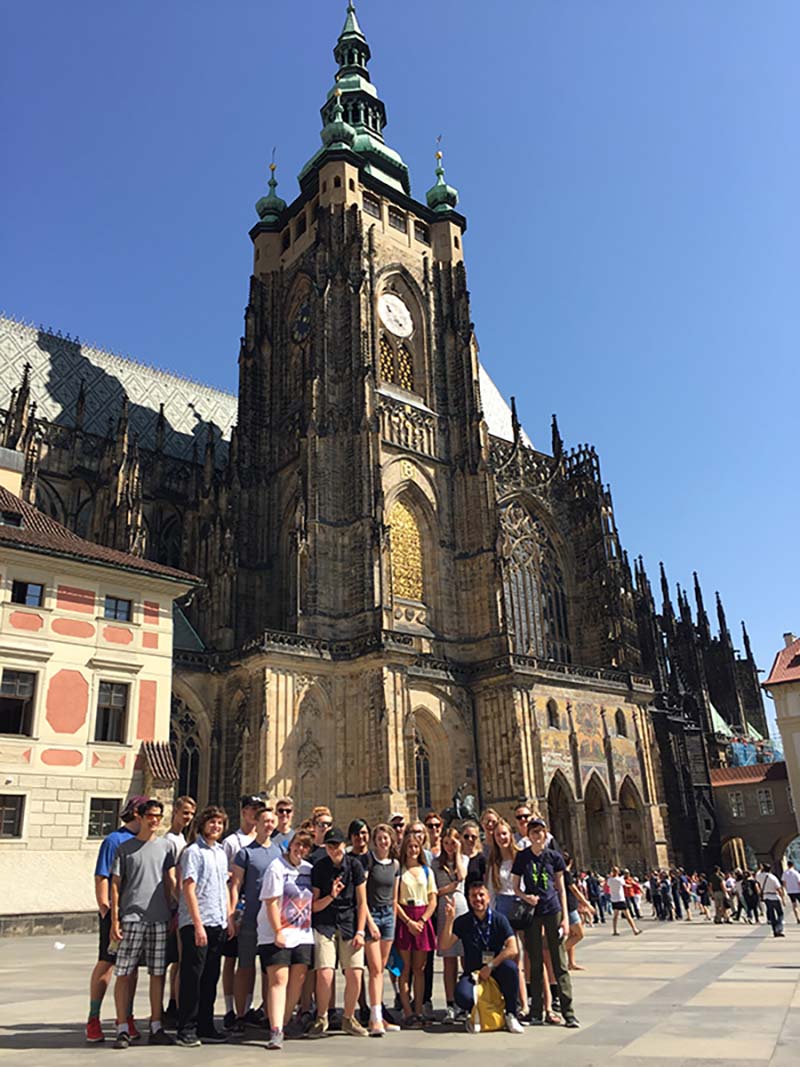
[86, 1018, 105, 1043]
[296, 1010, 314, 1035]
[244, 1007, 267, 1027]
[230, 1019, 246, 1037]
[163, 1000, 178, 1026]
[422, 1000, 435, 1020]
[284, 1017, 305, 1040]
[113, 1031, 131, 1049]
[443, 1005, 456, 1024]
[176, 1033, 201, 1047]
[564, 1015, 581, 1029]
[527, 1015, 544, 1026]
[465, 1016, 481, 1034]
[342, 1015, 369, 1037]
[505, 1013, 524, 1034]
[307, 1015, 329, 1038]
[266, 1029, 284, 1050]
[199, 1030, 229, 1043]
[148, 1029, 175, 1046]
[403, 1014, 424, 1030]
[126, 1017, 140, 1041]
[222, 1010, 236, 1031]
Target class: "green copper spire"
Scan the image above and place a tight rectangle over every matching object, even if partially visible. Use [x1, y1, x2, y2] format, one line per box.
[340, 1, 365, 43]
[426, 150, 459, 214]
[255, 162, 287, 226]
[321, 89, 356, 149]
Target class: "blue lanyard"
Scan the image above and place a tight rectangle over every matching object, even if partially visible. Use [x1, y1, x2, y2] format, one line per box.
[474, 909, 493, 950]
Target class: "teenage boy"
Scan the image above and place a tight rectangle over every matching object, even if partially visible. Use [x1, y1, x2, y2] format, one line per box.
[513, 802, 532, 847]
[782, 861, 800, 924]
[230, 805, 281, 1031]
[272, 797, 295, 851]
[389, 812, 406, 841]
[85, 794, 146, 1043]
[221, 795, 262, 1028]
[308, 808, 334, 865]
[177, 805, 233, 1046]
[512, 817, 579, 1027]
[163, 796, 196, 1023]
[440, 882, 523, 1034]
[110, 799, 177, 1048]
[309, 827, 369, 1037]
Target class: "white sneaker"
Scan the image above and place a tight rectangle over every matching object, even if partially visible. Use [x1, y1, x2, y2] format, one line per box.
[465, 1017, 481, 1034]
[443, 1006, 456, 1023]
[505, 1013, 524, 1034]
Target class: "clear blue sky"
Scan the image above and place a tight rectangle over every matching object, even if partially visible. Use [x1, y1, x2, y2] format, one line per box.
[2, 1, 797, 709]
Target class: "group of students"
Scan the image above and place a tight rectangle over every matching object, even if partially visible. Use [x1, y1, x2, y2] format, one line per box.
[86, 793, 581, 1050]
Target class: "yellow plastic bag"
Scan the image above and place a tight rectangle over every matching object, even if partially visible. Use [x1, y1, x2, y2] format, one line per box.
[470, 973, 505, 1033]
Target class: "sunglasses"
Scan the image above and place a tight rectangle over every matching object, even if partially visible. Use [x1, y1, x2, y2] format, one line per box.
[277, 807, 293, 814]
[425, 822, 442, 829]
[462, 833, 478, 841]
[516, 813, 531, 820]
[317, 821, 333, 829]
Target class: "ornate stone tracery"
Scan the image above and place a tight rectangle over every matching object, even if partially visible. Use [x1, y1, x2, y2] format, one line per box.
[388, 499, 424, 601]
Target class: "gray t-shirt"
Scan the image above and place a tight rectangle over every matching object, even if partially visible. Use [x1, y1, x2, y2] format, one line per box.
[365, 855, 399, 910]
[112, 836, 175, 924]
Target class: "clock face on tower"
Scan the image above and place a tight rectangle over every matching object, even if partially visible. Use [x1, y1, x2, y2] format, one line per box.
[291, 301, 313, 344]
[377, 293, 413, 338]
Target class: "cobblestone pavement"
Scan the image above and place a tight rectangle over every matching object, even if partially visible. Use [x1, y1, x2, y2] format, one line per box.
[1, 916, 798, 1066]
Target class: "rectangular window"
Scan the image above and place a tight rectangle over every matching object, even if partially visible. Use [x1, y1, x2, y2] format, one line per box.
[88, 797, 121, 838]
[414, 220, 430, 245]
[11, 580, 44, 608]
[295, 214, 307, 240]
[388, 206, 407, 233]
[362, 194, 381, 219]
[94, 682, 129, 743]
[729, 791, 745, 818]
[281, 229, 290, 252]
[0, 669, 36, 735]
[104, 596, 132, 622]
[757, 788, 774, 816]
[0, 511, 22, 527]
[0, 795, 25, 838]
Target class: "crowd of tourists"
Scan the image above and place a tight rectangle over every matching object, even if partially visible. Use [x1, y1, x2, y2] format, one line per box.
[86, 792, 798, 1050]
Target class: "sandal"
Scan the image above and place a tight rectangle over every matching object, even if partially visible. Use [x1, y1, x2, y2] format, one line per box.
[545, 1011, 562, 1026]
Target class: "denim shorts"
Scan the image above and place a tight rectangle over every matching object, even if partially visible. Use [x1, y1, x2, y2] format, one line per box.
[368, 905, 396, 942]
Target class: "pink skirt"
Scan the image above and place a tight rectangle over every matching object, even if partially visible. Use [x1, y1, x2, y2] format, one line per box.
[395, 904, 437, 952]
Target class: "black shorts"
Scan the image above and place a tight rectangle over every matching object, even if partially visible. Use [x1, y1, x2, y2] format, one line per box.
[165, 927, 179, 966]
[612, 901, 628, 912]
[98, 910, 117, 964]
[789, 893, 800, 903]
[259, 943, 313, 969]
[222, 935, 239, 959]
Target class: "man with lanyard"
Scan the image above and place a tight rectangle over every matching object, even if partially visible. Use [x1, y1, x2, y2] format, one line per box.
[221, 795, 263, 1029]
[439, 881, 523, 1034]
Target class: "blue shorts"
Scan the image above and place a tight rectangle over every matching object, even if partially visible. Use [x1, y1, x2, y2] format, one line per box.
[368, 905, 395, 942]
[568, 909, 580, 927]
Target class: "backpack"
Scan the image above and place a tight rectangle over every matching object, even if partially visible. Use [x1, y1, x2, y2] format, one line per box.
[470, 973, 505, 1032]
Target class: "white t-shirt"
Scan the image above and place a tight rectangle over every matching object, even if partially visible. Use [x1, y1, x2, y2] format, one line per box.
[258, 854, 314, 947]
[782, 867, 800, 895]
[492, 858, 516, 898]
[165, 830, 187, 860]
[224, 828, 256, 871]
[757, 871, 782, 900]
[607, 875, 626, 903]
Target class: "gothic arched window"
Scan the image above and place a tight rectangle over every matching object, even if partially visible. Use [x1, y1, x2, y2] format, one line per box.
[547, 698, 560, 730]
[388, 499, 423, 600]
[499, 500, 572, 662]
[615, 708, 628, 738]
[415, 730, 432, 812]
[379, 335, 415, 393]
[170, 707, 201, 801]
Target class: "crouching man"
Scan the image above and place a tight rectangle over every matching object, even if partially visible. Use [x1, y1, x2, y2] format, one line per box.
[439, 881, 523, 1034]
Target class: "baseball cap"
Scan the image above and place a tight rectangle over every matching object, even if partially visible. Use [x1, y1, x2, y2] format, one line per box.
[240, 794, 262, 809]
[121, 795, 149, 821]
[527, 817, 547, 829]
[323, 827, 347, 845]
[389, 812, 405, 822]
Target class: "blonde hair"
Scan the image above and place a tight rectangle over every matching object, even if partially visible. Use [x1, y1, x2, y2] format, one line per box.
[487, 819, 519, 893]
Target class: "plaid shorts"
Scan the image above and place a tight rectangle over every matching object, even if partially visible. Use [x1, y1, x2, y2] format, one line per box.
[114, 920, 168, 977]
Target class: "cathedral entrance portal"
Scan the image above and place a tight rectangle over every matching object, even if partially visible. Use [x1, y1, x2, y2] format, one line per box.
[619, 777, 647, 873]
[547, 772, 575, 857]
[585, 775, 614, 871]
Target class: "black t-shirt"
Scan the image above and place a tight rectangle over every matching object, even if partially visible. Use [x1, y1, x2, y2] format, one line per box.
[709, 871, 724, 893]
[308, 845, 327, 867]
[511, 846, 566, 916]
[311, 853, 365, 940]
[453, 909, 514, 974]
[466, 852, 486, 887]
[564, 870, 578, 913]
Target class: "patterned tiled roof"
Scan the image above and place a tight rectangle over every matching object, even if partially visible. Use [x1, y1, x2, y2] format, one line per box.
[763, 636, 800, 688]
[710, 762, 788, 786]
[141, 741, 179, 782]
[0, 316, 237, 464]
[0, 484, 198, 585]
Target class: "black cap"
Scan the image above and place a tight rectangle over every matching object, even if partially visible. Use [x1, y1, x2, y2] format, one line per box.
[527, 817, 546, 829]
[240, 794, 262, 809]
[324, 827, 347, 845]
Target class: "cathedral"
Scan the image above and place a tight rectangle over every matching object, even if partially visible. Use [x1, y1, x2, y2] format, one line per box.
[0, 2, 766, 873]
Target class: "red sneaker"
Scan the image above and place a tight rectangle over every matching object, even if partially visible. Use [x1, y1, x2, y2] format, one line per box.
[127, 1016, 141, 1041]
[85, 1017, 105, 1043]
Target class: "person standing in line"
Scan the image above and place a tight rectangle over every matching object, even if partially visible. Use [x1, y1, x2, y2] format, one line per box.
[220, 795, 262, 1030]
[781, 860, 800, 924]
[487, 820, 528, 1017]
[395, 830, 438, 1028]
[607, 866, 641, 936]
[163, 795, 196, 1025]
[258, 830, 316, 1049]
[512, 818, 579, 1028]
[435, 826, 468, 1021]
[757, 863, 787, 937]
[309, 827, 369, 1037]
[272, 797, 295, 852]
[230, 803, 280, 1033]
[110, 799, 177, 1047]
[85, 794, 146, 1044]
[176, 806, 232, 1046]
[424, 811, 443, 859]
[363, 823, 401, 1036]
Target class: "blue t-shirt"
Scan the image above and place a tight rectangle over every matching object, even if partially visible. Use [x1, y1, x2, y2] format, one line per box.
[234, 840, 281, 925]
[453, 909, 514, 974]
[511, 846, 566, 916]
[94, 825, 136, 880]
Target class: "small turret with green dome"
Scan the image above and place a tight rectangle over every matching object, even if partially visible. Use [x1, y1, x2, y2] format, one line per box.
[426, 150, 459, 215]
[255, 162, 287, 228]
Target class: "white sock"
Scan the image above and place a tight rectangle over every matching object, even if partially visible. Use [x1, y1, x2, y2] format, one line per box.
[370, 1005, 382, 1023]
[150, 1020, 162, 1034]
[117, 1022, 128, 1036]
[224, 995, 235, 1013]
[244, 994, 253, 1014]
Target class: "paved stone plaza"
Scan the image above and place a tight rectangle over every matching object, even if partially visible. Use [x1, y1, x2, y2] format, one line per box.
[0, 919, 797, 1066]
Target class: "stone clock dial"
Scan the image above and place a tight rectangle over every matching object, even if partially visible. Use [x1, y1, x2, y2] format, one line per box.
[291, 301, 312, 343]
[377, 293, 413, 338]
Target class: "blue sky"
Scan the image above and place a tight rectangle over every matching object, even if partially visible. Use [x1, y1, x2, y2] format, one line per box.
[2, 1, 797, 713]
